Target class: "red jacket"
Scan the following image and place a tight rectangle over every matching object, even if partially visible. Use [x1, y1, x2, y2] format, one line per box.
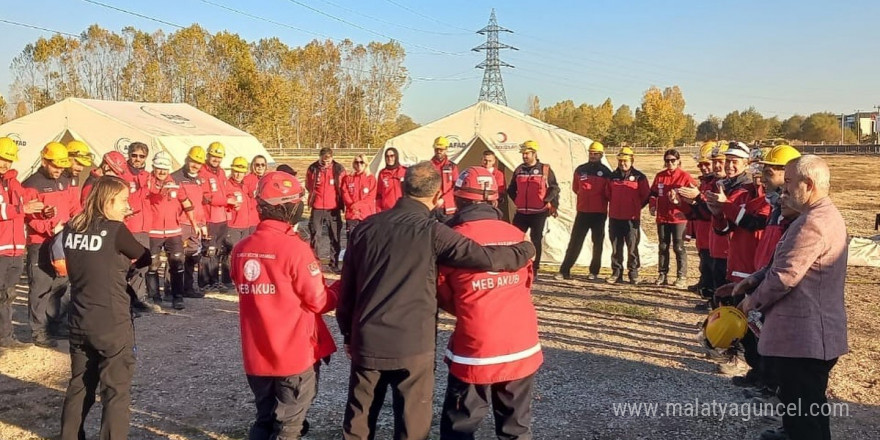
[306, 161, 345, 211]
[430, 157, 459, 215]
[437, 205, 542, 384]
[689, 174, 718, 251]
[146, 175, 189, 238]
[0, 170, 28, 257]
[606, 168, 650, 221]
[124, 166, 152, 234]
[231, 219, 338, 376]
[649, 167, 696, 224]
[341, 172, 377, 221]
[489, 168, 507, 200]
[67, 174, 84, 216]
[754, 201, 792, 270]
[712, 174, 768, 281]
[376, 166, 406, 212]
[22, 169, 77, 245]
[226, 177, 259, 229]
[243, 173, 262, 227]
[199, 165, 229, 224]
[573, 162, 612, 214]
[170, 169, 207, 227]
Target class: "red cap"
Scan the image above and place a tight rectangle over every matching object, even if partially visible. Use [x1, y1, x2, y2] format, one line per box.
[257, 171, 303, 205]
[103, 151, 128, 176]
[453, 166, 499, 202]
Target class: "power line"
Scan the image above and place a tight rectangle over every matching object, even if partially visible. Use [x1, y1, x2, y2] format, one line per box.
[281, 0, 466, 56]
[380, 0, 474, 33]
[198, 0, 328, 39]
[0, 19, 79, 38]
[80, 0, 184, 29]
[313, 0, 469, 36]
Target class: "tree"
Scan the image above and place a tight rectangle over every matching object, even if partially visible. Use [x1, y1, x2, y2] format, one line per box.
[801, 112, 846, 143]
[392, 114, 420, 136]
[634, 86, 687, 147]
[696, 115, 722, 141]
[0, 94, 8, 124]
[677, 114, 697, 145]
[780, 115, 805, 141]
[606, 104, 633, 146]
[527, 94, 540, 119]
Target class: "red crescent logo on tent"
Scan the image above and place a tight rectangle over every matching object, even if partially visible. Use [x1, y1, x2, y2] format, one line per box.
[497, 132, 507, 143]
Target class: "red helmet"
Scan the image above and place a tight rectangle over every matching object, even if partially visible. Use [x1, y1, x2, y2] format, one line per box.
[257, 171, 303, 205]
[454, 166, 499, 202]
[103, 151, 128, 176]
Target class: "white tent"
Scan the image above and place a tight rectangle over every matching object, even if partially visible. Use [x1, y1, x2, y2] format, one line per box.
[371, 100, 658, 268]
[0, 98, 274, 177]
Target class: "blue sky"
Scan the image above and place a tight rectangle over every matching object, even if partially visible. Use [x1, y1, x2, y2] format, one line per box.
[1, 0, 878, 124]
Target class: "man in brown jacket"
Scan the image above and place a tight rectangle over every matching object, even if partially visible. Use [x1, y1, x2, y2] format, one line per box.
[738, 155, 847, 440]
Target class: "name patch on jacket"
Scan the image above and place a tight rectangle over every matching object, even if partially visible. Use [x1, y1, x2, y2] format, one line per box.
[472, 273, 521, 290]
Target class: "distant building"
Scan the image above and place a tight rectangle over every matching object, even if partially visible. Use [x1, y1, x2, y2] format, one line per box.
[838, 111, 878, 141]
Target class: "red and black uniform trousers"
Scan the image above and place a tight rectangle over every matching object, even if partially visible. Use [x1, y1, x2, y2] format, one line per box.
[0, 255, 23, 343]
[147, 235, 185, 301]
[507, 163, 559, 276]
[306, 162, 346, 268]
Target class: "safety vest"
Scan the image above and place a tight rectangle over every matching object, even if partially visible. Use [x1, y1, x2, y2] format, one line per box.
[512, 163, 551, 214]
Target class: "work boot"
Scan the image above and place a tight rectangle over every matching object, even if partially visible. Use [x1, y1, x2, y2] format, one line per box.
[731, 369, 762, 388]
[182, 287, 205, 298]
[654, 274, 668, 286]
[172, 297, 185, 310]
[133, 298, 162, 313]
[687, 282, 701, 293]
[742, 385, 776, 400]
[554, 272, 572, 281]
[0, 338, 30, 350]
[673, 278, 688, 289]
[629, 272, 641, 284]
[694, 300, 711, 312]
[33, 333, 57, 348]
[585, 273, 598, 281]
[760, 426, 788, 440]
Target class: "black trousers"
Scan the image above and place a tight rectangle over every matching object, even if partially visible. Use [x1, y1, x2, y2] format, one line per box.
[60, 329, 136, 440]
[656, 223, 687, 278]
[200, 222, 227, 286]
[440, 373, 535, 440]
[608, 219, 641, 279]
[309, 209, 343, 266]
[247, 364, 319, 440]
[512, 212, 548, 276]
[126, 233, 150, 302]
[223, 227, 253, 284]
[343, 360, 434, 440]
[148, 236, 185, 299]
[710, 257, 728, 295]
[181, 225, 201, 294]
[697, 248, 713, 297]
[559, 212, 606, 276]
[763, 356, 838, 440]
[0, 255, 24, 342]
[26, 242, 69, 338]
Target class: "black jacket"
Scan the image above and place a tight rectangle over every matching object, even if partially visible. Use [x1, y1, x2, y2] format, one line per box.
[337, 197, 535, 370]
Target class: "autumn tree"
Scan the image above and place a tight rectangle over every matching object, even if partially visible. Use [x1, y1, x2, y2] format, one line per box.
[392, 114, 420, 136]
[780, 115, 805, 141]
[0, 94, 7, 124]
[696, 116, 722, 141]
[801, 112, 848, 144]
[605, 104, 633, 146]
[634, 86, 687, 147]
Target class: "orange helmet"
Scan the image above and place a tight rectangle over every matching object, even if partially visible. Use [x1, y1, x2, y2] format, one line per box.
[453, 166, 499, 202]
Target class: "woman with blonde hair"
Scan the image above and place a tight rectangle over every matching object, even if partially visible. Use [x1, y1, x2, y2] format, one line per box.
[59, 176, 151, 440]
[340, 154, 377, 242]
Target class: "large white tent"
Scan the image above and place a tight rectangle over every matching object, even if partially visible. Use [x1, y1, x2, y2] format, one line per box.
[0, 98, 274, 177]
[371, 100, 658, 268]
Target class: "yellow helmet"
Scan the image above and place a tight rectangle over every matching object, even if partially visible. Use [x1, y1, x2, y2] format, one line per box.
[187, 146, 207, 164]
[66, 140, 93, 167]
[42, 142, 72, 168]
[433, 136, 450, 149]
[0, 137, 19, 162]
[759, 144, 801, 167]
[696, 141, 716, 164]
[231, 156, 249, 173]
[710, 141, 729, 159]
[207, 141, 226, 158]
[520, 140, 539, 153]
[704, 306, 748, 349]
[617, 146, 634, 160]
[589, 141, 604, 153]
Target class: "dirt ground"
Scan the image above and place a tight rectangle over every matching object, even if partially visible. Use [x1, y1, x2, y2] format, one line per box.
[1, 154, 878, 439]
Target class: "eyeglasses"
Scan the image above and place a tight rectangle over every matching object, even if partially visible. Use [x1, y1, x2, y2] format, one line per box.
[664, 158, 678, 163]
[253, 163, 267, 167]
[130, 153, 146, 159]
[354, 161, 365, 164]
